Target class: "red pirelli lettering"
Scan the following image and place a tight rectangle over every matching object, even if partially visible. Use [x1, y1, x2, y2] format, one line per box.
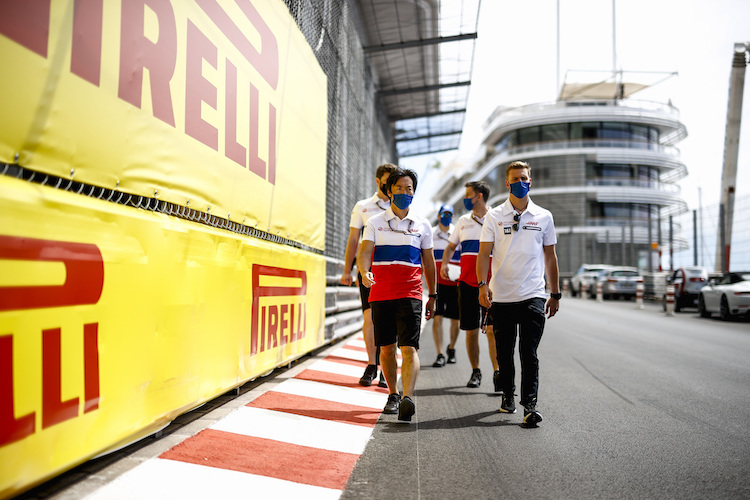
[251, 265, 307, 355]
[0, 235, 103, 311]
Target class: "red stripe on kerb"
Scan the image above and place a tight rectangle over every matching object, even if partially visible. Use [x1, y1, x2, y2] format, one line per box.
[323, 354, 371, 368]
[247, 391, 380, 428]
[295, 369, 389, 393]
[160, 428, 358, 490]
[340, 344, 367, 353]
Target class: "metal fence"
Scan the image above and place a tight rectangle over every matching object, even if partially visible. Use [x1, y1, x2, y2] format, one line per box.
[283, 0, 397, 265]
[672, 194, 750, 272]
[283, 0, 398, 339]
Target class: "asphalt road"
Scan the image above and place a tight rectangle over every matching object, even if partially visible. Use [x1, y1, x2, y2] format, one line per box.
[342, 298, 750, 500]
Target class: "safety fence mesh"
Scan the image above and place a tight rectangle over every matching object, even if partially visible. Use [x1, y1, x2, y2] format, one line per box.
[283, 0, 397, 270]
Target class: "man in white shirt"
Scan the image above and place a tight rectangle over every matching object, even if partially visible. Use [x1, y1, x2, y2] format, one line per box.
[340, 163, 397, 387]
[477, 161, 560, 427]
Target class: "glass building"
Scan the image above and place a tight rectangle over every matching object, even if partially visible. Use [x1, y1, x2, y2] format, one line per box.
[433, 78, 689, 276]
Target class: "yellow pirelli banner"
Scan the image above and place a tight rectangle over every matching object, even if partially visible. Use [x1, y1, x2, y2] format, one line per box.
[0, 0, 330, 496]
[0, 175, 327, 497]
[0, 0, 327, 250]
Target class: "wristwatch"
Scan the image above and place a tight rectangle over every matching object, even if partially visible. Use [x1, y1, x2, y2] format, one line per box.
[550, 293, 562, 300]
[428, 293, 438, 298]
[477, 281, 487, 287]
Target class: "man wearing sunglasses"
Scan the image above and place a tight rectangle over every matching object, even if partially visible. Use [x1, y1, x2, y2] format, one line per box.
[357, 168, 436, 422]
[476, 161, 560, 427]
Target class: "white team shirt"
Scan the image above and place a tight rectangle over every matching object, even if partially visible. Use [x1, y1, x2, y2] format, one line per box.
[448, 209, 490, 287]
[480, 198, 557, 302]
[362, 207, 433, 302]
[349, 193, 390, 230]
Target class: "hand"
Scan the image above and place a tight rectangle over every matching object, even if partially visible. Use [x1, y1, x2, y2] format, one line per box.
[361, 271, 375, 288]
[546, 297, 559, 318]
[425, 297, 436, 320]
[440, 265, 450, 280]
[340, 270, 353, 286]
[478, 286, 492, 308]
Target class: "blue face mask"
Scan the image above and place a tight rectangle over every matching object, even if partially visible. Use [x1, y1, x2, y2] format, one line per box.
[440, 215, 452, 226]
[392, 193, 413, 210]
[463, 197, 475, 211]
[509, 180, 530, 198]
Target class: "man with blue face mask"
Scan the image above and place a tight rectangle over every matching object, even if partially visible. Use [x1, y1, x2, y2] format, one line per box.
[477, 161, 560, 428]
[440, 182, 500, 391]
[357, 168, 436, 422]
[430, 204, 461, 367]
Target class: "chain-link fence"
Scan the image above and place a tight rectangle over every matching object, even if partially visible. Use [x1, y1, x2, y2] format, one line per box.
[283, 0, 397, 269]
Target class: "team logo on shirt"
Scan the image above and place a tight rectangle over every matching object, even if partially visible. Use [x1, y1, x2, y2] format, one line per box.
[504, 226, 512, 235]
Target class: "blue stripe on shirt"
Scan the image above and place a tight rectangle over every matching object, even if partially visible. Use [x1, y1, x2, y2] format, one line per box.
[373, 244, 422, 265]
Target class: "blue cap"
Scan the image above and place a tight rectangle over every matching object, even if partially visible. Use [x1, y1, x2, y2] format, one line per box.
[438, 204, 454, 216]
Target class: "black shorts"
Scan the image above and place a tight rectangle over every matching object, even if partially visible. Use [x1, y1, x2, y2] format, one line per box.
[458, 281, 492, 330]
[358, 272, 371, 311]
[435, 283, 459, 319]
[370, 298, 422, 348]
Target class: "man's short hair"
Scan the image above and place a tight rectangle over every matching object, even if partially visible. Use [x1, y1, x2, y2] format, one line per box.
[465, 181, 490, 202]
[506, 161, 531, 179]
[386, 167, 418, 194]
[376, 163, 398, 178]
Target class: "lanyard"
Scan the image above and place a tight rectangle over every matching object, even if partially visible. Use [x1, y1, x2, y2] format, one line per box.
[388, 218, 419, 237]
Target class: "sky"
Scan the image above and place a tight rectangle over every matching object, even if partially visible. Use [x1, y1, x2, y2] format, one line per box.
[404, 0, 750, 220]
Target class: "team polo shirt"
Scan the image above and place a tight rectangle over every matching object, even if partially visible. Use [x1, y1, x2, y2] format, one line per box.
[448, 210, 491, 287]
[362, 208, 433, 302]
[349, 193, 390, 230]
[433, 224, 461, 286]
[480, 198, 557, 302]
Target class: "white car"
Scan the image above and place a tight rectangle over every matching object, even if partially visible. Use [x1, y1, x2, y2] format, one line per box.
[698, 272, 750, 320]
[570, 264, 612, 297]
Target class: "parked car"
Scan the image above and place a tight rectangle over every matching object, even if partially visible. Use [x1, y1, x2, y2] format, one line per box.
[662, 266, 709, 312]
[698, 271, 750, 320]
[591, 267, 642, 300]
[570, 264, 612, 297]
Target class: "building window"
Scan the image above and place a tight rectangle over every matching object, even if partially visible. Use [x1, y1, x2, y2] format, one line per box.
[518, 126, 540, 145]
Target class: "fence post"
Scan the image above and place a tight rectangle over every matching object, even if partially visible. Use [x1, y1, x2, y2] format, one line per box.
[665, 284, 675, 316]
[636, 280, 644, 310]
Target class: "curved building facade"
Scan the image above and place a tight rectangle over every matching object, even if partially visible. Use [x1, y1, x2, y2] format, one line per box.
[435, 87, 690, 276]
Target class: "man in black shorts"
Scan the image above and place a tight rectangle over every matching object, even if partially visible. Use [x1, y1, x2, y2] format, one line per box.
[430, 204, 461, 367]
[357, 168, 436, 422]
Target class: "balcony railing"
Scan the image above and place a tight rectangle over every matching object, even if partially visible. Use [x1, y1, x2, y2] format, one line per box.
[497, 138, 680, 157]
[586, 178, 681, 192]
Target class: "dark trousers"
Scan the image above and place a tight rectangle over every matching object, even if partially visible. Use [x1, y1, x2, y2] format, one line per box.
[491, 298, 546, 407]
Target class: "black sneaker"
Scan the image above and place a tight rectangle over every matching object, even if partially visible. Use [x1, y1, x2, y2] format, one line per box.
[359, 364, 377, 386]
[398, 396, 415, 421]
[432, 354, 446, 367]
[523, 405, 543, 426]
[492, 370, 502, 393]
[383, 393, 400, 414]
[466, 369, 482, 388]
[446, 346, 457, 364]
[499, 394, 516, 413]
[377, 371, 388, 388]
